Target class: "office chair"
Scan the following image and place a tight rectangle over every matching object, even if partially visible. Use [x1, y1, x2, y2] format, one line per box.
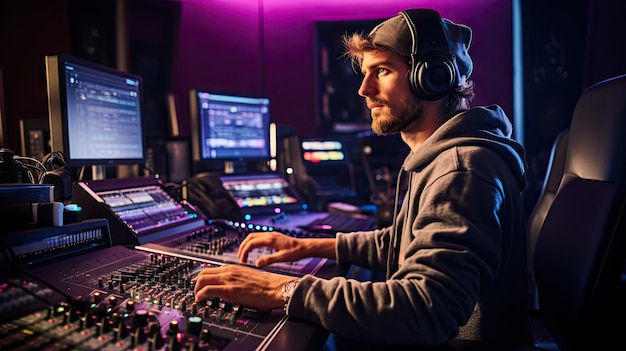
[446, 74, 626, 351]
[526, 129, 570, 311]
[528, 74, 626, 350]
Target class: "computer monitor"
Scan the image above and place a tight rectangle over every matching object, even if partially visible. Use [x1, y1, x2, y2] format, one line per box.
[300, 138, 350, 166]
[219, 172, 305, 217]
[299, 137, 356, 199]
[189, 90, 271, 173]
[45, 54, 145, 173]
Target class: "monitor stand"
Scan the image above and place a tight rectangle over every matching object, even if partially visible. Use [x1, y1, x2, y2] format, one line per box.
[224, 161, 234, 174]
[92, 165, 106, 180]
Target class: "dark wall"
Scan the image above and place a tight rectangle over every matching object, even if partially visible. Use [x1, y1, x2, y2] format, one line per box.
[0, 0, 71, 154]
[520, 0, 626, 216]
[0, 0, 180, 179]
[171, 0, 513, 139]
[521, 0, 588, 215]
[1, 0, 624, 195]
[0, 0, 513, 178]
[583, 0, 626, 86]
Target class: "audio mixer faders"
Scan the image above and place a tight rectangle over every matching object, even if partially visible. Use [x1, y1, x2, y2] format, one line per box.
[0, 246, 290, 351]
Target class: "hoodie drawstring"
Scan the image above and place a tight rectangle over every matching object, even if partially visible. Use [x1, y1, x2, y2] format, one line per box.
[385, 167, 406, 280]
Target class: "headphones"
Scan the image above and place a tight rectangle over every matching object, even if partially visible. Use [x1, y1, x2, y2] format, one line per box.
[399, 9, 456, 100]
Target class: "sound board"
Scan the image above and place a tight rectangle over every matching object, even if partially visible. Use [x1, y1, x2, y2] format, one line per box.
[1, 245, 295, 350]
[0, 177, 344, 350]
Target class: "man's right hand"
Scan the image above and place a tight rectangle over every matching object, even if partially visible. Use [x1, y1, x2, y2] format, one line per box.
[237, 232, 337, 267]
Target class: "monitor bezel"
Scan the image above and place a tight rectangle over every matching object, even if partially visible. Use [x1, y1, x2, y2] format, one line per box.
[45, 53, 146, 167]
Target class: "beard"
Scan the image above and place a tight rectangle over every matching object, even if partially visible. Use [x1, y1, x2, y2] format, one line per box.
[370, 96, 423, 136]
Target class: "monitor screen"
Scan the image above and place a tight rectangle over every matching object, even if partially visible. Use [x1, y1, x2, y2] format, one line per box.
[299, 137, 356, 198]
[219, 173, 304, 216]
[300, 138, 350, 166]
[189, 90, 271, 163]
[45, 54, 145, 167]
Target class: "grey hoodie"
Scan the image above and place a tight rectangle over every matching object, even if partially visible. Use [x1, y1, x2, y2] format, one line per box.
[288, 105, 532, 346]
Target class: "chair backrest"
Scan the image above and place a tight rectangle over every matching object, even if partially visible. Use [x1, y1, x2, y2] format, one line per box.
[534, 74, 626, 350]
[526, 128, 569, 310]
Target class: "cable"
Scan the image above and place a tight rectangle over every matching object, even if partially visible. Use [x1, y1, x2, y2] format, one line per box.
[41, 151, 70, 171]
[14, 155, 48, 183]
[385, 167, 405, 280]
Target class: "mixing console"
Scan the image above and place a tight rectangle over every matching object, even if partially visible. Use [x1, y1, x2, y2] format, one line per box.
[1, 246, 293, 350]
[0, 177, 349, 350]
[138, 219, 329, 277]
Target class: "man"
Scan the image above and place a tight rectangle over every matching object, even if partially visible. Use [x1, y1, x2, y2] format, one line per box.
[194, 8, 532, 347]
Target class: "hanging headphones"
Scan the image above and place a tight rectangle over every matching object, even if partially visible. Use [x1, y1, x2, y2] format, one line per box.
[399, 9, 456, 100]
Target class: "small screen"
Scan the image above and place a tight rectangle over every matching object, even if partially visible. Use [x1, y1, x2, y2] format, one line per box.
[190, 91, 270, 162]
[219, 173, 303, 215]
[300, 139, 349, 165]
[299, 138, 356, 197]
[46, 54, 145, 167]
[97, 184, 197, 235]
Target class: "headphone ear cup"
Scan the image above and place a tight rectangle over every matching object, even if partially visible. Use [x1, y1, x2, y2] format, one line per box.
[410, 57, 455, 100]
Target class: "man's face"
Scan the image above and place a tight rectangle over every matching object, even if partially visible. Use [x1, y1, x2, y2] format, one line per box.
[358, 50, 422, 136]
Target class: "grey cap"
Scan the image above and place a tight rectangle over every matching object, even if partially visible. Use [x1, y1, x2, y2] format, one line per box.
[368, 10, 473, 85]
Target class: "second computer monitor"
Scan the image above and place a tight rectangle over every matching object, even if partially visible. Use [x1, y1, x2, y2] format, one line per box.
[189, 90, 271, 173]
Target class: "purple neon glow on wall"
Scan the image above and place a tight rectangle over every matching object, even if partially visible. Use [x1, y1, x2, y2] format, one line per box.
[172, 0, 512, 138]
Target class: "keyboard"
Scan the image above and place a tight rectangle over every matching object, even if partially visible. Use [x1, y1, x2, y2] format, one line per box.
[299, 212, 378, 234]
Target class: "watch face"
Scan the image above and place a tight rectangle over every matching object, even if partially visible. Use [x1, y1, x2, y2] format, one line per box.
[283, 279, 300, 300]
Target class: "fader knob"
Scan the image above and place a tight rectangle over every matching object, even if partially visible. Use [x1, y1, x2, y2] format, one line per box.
[167, 320, 179, 337]
[126, 299, 136, 312]
[133, 309, 149, 328]
[186, 315, 203, 337]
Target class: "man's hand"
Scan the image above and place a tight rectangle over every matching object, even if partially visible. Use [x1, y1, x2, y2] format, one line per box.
[193, 264, 294, 311]
[238, 232, 337, 267]
[238, 232, 306, 266]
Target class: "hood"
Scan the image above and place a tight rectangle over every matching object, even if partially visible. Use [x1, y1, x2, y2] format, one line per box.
[403, 105, 527, 190]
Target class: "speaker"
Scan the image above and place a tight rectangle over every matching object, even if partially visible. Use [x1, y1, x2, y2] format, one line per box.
[165, 137, 191, 183]
[400, 9, 455, 100]
[19, 118, 50, 160]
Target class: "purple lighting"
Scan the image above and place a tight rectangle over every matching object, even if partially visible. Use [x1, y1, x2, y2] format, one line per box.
[173, 0, 511, 139]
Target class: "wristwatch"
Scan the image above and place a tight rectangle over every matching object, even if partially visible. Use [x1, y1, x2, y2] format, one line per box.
[282, 278, 300, 313]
